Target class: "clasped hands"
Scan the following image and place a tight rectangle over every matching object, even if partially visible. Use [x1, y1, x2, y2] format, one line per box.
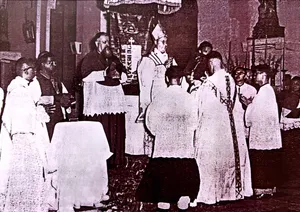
[239, 95, 254, 106]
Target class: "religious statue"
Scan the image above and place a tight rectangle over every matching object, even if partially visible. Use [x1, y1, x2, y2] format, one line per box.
[253, 0, 284, 38]
[257, 0, 278, 27]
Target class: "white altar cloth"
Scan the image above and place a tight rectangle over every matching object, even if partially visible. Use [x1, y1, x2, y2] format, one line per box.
[125, 95, 144, 155]
[49, 121, 112, 212]
[83, 72, 126, 116]
[280, 107, 300, 131]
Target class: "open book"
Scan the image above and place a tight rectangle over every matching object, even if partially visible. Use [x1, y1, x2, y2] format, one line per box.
[38, 96, 54, 105]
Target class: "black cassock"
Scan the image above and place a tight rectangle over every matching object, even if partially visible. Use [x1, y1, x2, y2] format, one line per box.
[81, 50, 126, 168]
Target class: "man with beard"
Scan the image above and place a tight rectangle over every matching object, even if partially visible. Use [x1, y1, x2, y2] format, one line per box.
[80, 32, 127, 168]
[36, 51, 74, 140]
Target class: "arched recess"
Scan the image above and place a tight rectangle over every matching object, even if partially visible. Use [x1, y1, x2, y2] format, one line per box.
[97, 0, 198, 67]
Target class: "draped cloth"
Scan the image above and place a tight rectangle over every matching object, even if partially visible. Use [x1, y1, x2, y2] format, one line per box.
[48, 121, 112, 212]
[194, 70, 252, 205]
[103, 0, 181, 14]
[83, 81, 126, 116]
[280, 94, 300, 131]
[83, 113, 126, 166]
[224, 76, 242, 199]
[280, 108, 300, 131]
[81, 51, 127, 167]
[145, 85, 197, 159]
[81, 51, 127, 116]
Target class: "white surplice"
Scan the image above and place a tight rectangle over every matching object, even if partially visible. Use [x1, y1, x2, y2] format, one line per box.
[0, 76, 51, 212]
[236, 83, 257, 138]
[146, 85, 197, 158]
[245, 84, 282, 150]
[138, 48, 168, 110]
[194, 69, 253, 204]
[136, 49, 170, 156]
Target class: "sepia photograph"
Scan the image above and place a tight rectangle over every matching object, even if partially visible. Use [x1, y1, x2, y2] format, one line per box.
[0, 0, 300, 211]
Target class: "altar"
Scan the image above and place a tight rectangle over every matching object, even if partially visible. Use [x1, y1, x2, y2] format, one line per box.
[124, 95, 145, 155]
[49, 121, 112, 211]
[91, 0, 198, 156]
[280, 108, 300, 131]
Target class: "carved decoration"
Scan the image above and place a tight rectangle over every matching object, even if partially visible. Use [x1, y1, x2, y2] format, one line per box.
[253, 0, 284, 38]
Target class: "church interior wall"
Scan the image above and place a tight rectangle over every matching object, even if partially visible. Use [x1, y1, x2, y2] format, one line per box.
[3, 0, 300, 82]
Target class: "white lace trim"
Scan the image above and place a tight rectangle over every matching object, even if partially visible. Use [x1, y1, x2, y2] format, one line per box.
[83, 82, 126, 116]
[280, 118, 300, 131]
[280, 108, 300, 131]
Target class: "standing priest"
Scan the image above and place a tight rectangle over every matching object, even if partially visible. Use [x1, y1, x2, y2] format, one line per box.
[80, 32, 128, 168]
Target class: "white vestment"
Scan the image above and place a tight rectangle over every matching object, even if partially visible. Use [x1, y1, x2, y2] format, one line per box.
[0, 76, 51, 211]
[194, 69, 253, 204]
[236, 83, 257, 138]
[146, 85, 197, 158]
[245, 84, 282, 150]
[138, 49, 168, 111]
[137, 48, 174, 155]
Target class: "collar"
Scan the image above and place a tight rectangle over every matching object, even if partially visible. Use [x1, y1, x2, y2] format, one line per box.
[7, 76, 30, 93]
[16, 76, 30, 87]
[154, 48, 168, 64]
[39, 71, 51, 80]
[207, 69, 226, 79]
[168, 84, 182, 88]
[260, 83, 269, 88]
[258, 83, 270, 91]
[236, 82, 245, 87]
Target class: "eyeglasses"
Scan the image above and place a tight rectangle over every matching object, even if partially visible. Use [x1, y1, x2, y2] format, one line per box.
[23, 66, 34, 72]
[46, 61, 57, 66]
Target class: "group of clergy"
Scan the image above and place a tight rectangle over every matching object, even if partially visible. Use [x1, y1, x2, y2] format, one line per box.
[0, 52, 74, 212]
[0, 30, 133, 211]
[135, 23, 282, 211]
[0, 21, 285, 211]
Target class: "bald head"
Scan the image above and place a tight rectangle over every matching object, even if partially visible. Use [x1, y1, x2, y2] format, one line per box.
[207, 51, 223, 75]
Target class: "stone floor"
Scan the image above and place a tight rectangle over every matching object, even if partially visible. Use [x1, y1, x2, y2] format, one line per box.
[74, 129, 300, 212]
[72, 154, 300, 212]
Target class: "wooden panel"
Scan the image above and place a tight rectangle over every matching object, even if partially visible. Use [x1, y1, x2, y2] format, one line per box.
[61, 0, 76, 91]
[50, 3, 64, 80]
[50, 0, 76, 91]
[0, 61, 15, 92]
